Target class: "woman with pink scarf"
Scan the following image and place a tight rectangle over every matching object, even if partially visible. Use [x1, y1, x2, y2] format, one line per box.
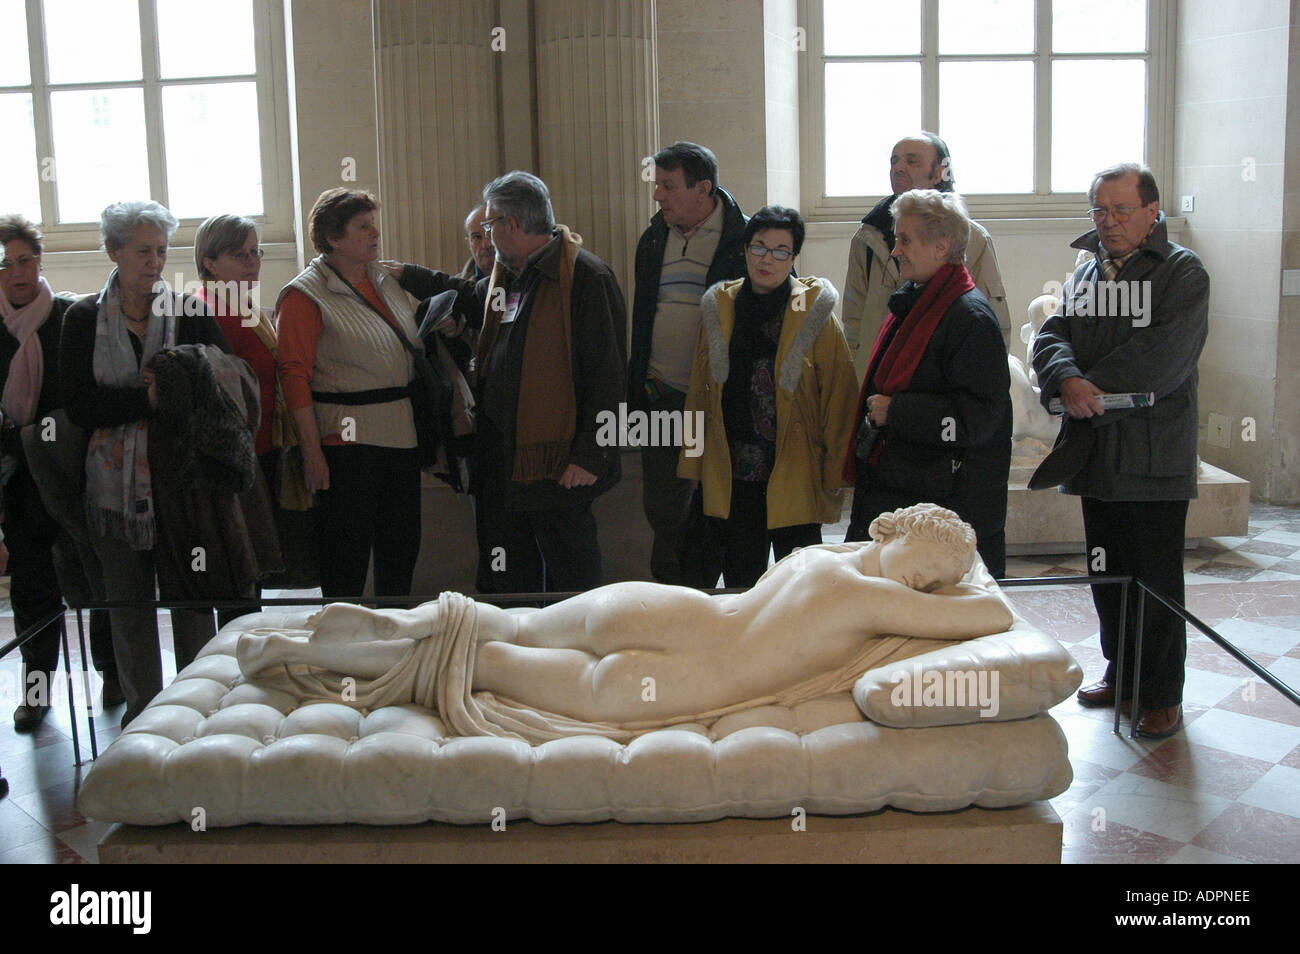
[0, 214, 121, 730]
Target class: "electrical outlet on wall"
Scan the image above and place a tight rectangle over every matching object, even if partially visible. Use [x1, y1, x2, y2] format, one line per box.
[1180, 195, 1195, 213]
[1207, 413, 1232, 449]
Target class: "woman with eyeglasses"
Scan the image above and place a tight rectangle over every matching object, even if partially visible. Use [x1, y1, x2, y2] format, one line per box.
[679, 205, 858, 588]
[195, 215, 277, 486]
[842, 189, 1011, 578]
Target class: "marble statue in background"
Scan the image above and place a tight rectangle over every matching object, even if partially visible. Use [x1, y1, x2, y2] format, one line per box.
[1009, 293, 1063, 447]
[237, 503, 1014, 743]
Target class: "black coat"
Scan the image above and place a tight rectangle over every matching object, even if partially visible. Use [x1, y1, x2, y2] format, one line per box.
[627, 188, 749, 411]
[853, 283, 1012, 572]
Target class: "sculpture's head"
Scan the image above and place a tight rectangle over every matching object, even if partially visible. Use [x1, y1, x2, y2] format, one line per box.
[867, 504, 977, 592]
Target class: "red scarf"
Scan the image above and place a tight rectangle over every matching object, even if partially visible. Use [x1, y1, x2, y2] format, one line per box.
[843, 262, 975, 481]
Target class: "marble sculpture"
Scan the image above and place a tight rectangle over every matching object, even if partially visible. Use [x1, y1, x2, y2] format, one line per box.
[237, 503, 1015, 744]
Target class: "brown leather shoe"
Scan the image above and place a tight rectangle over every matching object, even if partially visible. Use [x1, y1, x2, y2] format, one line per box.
[1076, 679, 1133, 708]
[1136, 704, 1183, 739]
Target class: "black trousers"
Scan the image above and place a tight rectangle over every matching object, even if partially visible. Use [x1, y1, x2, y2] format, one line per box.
[639, 389, 698, 585]
[316, 445, 422, 601]
[710, 479, 821, 590]
[473, 429, 602, 596]
[1082, 497, 1189, 709]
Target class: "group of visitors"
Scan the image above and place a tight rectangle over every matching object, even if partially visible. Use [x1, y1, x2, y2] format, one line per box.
[0, 129, 1205, 743]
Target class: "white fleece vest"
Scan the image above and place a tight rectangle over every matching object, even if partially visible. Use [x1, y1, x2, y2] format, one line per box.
[285, 258, 418, 449]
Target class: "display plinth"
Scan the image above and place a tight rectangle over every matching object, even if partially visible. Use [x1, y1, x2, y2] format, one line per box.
[97, 802, 1062, 864]
[1007, 461, 1250, 554]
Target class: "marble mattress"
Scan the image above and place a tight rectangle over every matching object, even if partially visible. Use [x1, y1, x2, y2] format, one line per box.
[78, 568, 1083, 827]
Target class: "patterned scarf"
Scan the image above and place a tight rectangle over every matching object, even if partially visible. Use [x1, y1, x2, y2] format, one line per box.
[84, 269, 178, 550]
[0, 276, 54, 428]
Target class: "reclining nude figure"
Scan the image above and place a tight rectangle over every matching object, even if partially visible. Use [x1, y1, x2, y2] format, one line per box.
[236, 504, 1014, 743]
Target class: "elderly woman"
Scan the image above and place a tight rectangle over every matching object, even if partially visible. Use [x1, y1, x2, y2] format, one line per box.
[60, 200, 246, 725]
[679, 205, 859, 589]
[276, 188, 422, 600]
[194, 214, 295, 606]
[1, 214, 120, 728]
[843, 189, 1011, 577]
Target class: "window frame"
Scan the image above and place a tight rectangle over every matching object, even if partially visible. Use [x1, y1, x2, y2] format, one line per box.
[4, 0, 293, 251]
[797, 0, 1175, 221]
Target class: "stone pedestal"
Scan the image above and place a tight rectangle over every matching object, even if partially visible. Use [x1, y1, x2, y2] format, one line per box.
[1007, 461, 1251, 555]
[97, 802, 1063, 864]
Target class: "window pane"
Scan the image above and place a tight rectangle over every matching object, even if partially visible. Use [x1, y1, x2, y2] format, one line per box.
[1053, 0, 1146, 52]
[0, 0, 31, 85]
[939, 61, 1034, 193]
[824, 0, 920, 56]
[44, 0, 142, 84]
[825, 62, 921, 196]
[939, 0, 1034, 54]
[161, 83, 263, 217]
[0, 94, 41, 221]
[1052, 60, 1145, 192]
[50, 87, 150, 223]
[156, 0, 257, 79]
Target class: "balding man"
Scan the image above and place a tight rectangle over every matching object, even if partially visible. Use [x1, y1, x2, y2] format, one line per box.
[458, 204, 495, 282]
[843, 133, 1011, 378]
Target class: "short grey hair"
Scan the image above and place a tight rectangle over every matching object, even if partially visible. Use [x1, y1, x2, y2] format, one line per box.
[1088, 161, 1160, 209]
[890, 189, 971, 264]
[482, 171, 555, 236]
[100, 200, 179, 252]
[194, 213, 257, 280]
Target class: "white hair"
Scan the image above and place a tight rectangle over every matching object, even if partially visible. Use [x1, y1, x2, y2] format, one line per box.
[100, 200, 178, 252]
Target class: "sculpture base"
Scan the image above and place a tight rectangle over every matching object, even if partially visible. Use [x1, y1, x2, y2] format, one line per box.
[97, 802, 1062, 864]
[1007, 461, 1250, 554]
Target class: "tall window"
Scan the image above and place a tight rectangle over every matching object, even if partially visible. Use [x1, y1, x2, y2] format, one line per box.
[804, 0, 1169, 216]
[0, 0, 289, 244]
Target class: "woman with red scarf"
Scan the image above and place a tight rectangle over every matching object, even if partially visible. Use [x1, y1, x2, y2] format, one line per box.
[843, 190, 1011, 577]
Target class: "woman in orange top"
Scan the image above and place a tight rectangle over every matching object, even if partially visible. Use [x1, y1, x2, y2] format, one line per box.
[276, 189, 423, 600]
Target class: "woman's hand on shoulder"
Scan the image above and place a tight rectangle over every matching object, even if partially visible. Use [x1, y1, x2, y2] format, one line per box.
[377, 260, 405, 280]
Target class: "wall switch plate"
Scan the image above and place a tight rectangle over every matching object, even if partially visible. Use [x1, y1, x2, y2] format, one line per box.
[1207, 413, 1232, 449]
[1180, 195, 1195, 213]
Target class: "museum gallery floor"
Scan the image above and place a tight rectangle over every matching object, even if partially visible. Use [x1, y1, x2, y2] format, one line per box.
[2, 502, 1298, 864]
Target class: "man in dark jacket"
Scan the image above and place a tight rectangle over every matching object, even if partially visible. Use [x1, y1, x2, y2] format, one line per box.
[629, 142, 748, 584]
[1033, 162, 1209, 740]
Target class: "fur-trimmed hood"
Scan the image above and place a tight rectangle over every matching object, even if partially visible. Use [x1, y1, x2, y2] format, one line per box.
[699, 275, 840, 392]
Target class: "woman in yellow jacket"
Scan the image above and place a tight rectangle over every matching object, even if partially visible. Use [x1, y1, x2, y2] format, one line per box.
[679, 206, 859, 588]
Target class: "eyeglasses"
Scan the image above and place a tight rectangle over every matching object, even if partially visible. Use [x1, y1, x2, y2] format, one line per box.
[481, 215, 508, 234]
[746, 243, 794, 261]
[224, 248, 264, 264]
[0, 253, 41, 270]
[1087, 205, 1145, 223]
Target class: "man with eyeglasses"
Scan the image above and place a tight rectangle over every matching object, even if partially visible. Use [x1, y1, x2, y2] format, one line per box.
[843, 133, 1011, 379]
[628, 141, 749, 585]
[1032, 162, 1209, 740]
[0, 214, 122, 729]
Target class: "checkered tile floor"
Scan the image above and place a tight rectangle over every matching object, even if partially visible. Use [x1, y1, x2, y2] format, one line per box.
[1005, 505, 1300, 864]
[1, 507, 1297, 863]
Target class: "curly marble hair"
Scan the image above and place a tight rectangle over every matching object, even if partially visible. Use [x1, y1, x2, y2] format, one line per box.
[868, 503, 977, 574]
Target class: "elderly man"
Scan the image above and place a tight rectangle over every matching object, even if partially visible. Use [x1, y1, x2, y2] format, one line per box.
[457, 203, 495, 282]
[1032, 162, 1209, 739]
[843, 133, 1011, 377]
[0, 214, 121, 728]
[392, 173, 625, 594]
[627, 142, 748, 585]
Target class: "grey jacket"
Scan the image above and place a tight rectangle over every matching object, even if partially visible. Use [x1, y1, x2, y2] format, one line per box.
[1032, 214, 1209, 501]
